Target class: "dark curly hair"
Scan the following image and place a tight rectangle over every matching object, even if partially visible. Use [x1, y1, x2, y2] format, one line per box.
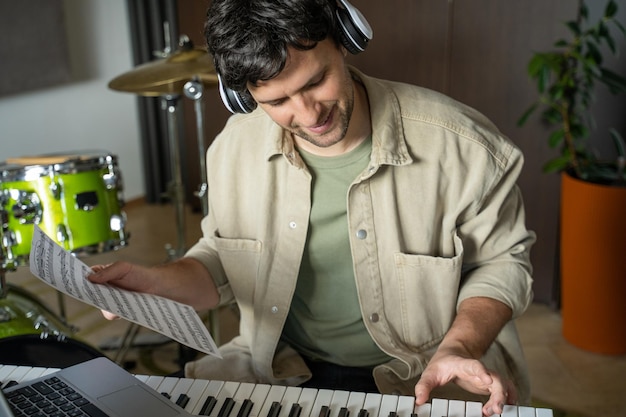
[204, 0, 341, 93]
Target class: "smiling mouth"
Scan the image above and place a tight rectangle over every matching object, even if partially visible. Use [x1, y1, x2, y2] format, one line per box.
[307, 108, 334, 134]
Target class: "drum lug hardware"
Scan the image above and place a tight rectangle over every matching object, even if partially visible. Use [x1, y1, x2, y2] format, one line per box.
[56, 224, 69, 244]
[110, 213, 126, 232]
[103, 171, 118, 190]
[11, 190, 42, 224]
[49, 181, 62, 200]
[0, 306, 16, 323]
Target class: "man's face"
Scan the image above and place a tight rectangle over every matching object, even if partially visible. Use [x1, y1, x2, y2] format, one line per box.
[248, 39, 355, 152]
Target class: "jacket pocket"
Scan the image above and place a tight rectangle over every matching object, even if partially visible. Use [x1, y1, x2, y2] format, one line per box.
[390, 234, 463, 348]
[213, 235, 262, 305]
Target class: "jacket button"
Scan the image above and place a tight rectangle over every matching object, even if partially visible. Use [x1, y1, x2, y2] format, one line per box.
[356, 229, 367, 239]
[289, 221, 297, 229]
[369, 313, 379, 322]
[271, 306, 279, 314]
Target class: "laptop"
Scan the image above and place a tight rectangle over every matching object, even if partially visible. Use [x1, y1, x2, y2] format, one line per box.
[1, 356, 192, 417]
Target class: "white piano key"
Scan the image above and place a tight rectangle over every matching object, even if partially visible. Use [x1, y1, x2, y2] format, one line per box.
[212, 381, 242, 417]
[310, 389, 334, 417]
[21, 367, 50, 383]
[517, 406, 537, 417]
[231, 382, 258, 417]
[277, 386, 304, 417]
[134, 374, 150, 383]
[377, 394, 399, 417]
[144, 375, 165, 390]
[2, 365, 34, 383]
[156, 376, 182, 397]
[328, 390, 350, 417]
[362, 393, 383, 417]
[178, 378, 211, 413]
[394, 395, 414, 417]
[431, 398, 449, 417]
[191, 379, 226, 415]
[413, 402, 431, 417]
[345, 390, 366, 417]
[535, 407, 554, 417]
[464, 401, 483, 417]
[248, 383, 272, 417]
[447, 399, 465, 417]
[501, 404, 518, 417]
[40, 368, 60, 377]
[168, 377, 195, 408]
[296, 387, 321, 417]
[258, 384, 288, 417]
[0, 365, 19, 383]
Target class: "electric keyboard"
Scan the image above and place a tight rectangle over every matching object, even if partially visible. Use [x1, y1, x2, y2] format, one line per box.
[0, 364, 553, 417]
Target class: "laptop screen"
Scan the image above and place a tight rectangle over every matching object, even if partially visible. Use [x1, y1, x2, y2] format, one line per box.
[0, 388, 16, 417]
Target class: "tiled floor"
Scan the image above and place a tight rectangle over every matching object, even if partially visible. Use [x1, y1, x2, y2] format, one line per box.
[2, 201, 625, 417]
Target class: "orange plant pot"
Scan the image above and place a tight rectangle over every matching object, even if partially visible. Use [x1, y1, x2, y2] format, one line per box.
[560, 172, 626, 355]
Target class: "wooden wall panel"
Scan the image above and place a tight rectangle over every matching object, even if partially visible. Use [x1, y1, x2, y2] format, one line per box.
[347, 0, 450, 93]
[448, 0, 576, 305]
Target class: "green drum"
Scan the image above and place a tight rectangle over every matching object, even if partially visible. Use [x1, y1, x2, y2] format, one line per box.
[0, 151, 128, 270]
[0, 283, 104, 368]
[0, 283, 71, 339]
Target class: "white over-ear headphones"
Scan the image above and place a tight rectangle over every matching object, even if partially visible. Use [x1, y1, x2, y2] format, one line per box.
[218, 0, 373, 114]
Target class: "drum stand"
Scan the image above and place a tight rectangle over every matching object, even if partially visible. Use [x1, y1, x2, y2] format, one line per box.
[183, 78, 219, 346]
[162, 94, 187, 260]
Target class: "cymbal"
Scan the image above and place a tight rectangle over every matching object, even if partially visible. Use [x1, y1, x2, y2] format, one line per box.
[108, 48, 218, 96]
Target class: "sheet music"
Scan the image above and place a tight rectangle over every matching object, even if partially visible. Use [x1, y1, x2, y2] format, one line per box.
[29, 225, 221, 358]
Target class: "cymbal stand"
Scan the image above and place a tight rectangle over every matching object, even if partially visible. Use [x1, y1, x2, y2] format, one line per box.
[162, 95, 187, 260]
[183, 77, 208, 215]
[183, 78, 220, 345]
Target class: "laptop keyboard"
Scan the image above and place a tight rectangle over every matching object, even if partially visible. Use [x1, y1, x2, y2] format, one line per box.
[3, 376, 107, 417]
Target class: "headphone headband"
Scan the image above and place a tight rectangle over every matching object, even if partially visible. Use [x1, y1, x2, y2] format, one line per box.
[218, 0, 372, 113]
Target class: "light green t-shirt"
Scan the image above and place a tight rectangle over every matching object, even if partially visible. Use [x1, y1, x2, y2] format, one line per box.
[282, 136, 391, 367]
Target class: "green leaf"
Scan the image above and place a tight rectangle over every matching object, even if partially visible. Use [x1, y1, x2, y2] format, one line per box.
[610, 129, 626, 157]
[517, 103, 538, 126]
[566, 20, 581, 36]
[548, 129, 565, 147]
[543, 155, 571, 173]
[580, 2, 589, 20]
[613, 19, 626, 36]
[599, 68, 626, 93]
[605, 0, 618, 18]
[585, 41, 603, 64]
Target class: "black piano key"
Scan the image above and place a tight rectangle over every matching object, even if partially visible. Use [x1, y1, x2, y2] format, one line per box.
[161, 392, 171, 399]
[357, 409, 369, 417]
[237, 398, 254, 417]
[388, 412, 397, 417]
[267, 401, 282, 417]
[318, 405, 330, 417]
[176, 393, 190, 408]
[2, 380, 18, 389]
[288, 403, 302, 417]
[218, 397, 236, 417]
[199, 395, 218, 416]
[338, 407, 350, 417]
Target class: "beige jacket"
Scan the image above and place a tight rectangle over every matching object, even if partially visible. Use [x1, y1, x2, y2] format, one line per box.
[185, 68, 535, 403]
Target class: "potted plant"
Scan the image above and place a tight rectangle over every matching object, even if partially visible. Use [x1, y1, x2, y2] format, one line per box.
[519, 0, 626, 354]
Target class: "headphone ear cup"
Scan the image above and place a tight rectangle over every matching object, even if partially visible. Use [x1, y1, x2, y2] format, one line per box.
[335, 0, 373, 55]
[218, 74, 257, 114]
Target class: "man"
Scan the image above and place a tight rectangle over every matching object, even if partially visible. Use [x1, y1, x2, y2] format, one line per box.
[90, 0, 535, 415]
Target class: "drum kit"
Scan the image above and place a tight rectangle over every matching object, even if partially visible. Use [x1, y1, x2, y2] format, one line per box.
[0, 33, 219, 368]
